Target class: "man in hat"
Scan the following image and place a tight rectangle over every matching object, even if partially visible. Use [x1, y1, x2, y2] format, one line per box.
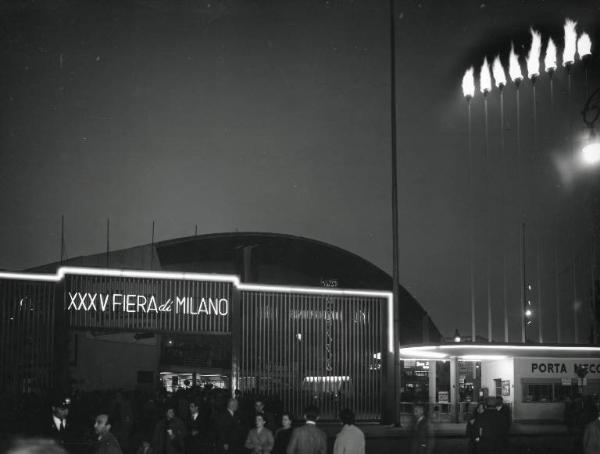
[43, 395, 76, 447]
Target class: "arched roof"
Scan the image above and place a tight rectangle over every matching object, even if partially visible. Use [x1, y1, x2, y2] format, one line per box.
[30, 231, 441, 343]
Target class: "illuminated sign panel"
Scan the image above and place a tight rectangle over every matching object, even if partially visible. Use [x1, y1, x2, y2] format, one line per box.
[67, 292, 229, 316]
[64, 275, 232, 334]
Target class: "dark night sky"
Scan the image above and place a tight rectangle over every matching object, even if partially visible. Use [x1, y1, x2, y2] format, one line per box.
[1, 0, 600, 342]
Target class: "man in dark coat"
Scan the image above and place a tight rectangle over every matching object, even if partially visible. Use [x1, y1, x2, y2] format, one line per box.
[409, 405, 434, 454]
[186, 400, 204, 454]
[478, 398, 504, 454]
[93, 413, 123, 454]
[42, 395, 78, 449]
[286, 406, 327, 454]
[215, 399, 245, 454]
[152, 407, 186, 454]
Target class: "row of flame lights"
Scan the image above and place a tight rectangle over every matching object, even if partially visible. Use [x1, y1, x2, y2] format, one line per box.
[462, 18, 592, 98]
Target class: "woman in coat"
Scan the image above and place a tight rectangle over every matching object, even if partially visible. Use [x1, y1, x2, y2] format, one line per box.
[245, 414, 274, 454]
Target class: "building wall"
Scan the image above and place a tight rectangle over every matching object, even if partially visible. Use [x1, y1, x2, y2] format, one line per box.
[480, 358, 514, 404]
[70, 331, 161, 391]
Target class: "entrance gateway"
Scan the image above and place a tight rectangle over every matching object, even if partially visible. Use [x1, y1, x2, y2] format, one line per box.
[0, 267, 393, 421]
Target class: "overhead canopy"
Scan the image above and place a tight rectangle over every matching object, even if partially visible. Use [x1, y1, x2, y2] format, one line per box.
[400, 343, 600, 360]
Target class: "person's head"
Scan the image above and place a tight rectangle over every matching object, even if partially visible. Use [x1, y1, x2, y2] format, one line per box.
[94, 414, 111, 436]
[303, 405, 319, 422]
[281, 413, 292, 429]
[476, 402, 485, 414]
[339, 408, 355, 426]
[227, 398, 238, 412]
[413, 404, 424, 419]
[254, 400, 264, 413]
[255, 414, 266, 429]
[166, 408, 175, 420]
[6, 438, 67, 454]
[51, 397, 70, 419]
[495, 396, 503, 409]
[189, 402, 199, 414]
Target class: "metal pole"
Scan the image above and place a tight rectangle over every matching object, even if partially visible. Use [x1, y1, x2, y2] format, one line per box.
[151, 221, 155, 270]
[484, 93, 492, 342]
[106, 218, 110, 268]
[500, 87, 508, 343]
[468, 98, 476, 343]
[522, 222, 527, 342]
[389, 0, 401, 425]
[60, 215, 65, 264]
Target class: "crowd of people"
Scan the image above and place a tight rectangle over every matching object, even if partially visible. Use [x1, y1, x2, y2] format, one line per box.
[5, 386, 600, 454]
[0, 386, 365, 454]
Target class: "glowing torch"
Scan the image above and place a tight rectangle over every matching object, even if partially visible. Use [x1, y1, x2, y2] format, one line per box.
[509, 42, 524, 87]
[461, 66, 476, 343]
[527, 28, 542, 153]
[527, 28, 542, 81]
[563, 18, 578, 67]
[577, 32, 592, 60]
[563, 18, 578, 96]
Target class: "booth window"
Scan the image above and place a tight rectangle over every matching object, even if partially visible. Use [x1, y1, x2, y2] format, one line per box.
[522, 382, 565, 402]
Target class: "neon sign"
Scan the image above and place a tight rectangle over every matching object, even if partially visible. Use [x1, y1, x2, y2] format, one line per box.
[67, 292, 229, 316]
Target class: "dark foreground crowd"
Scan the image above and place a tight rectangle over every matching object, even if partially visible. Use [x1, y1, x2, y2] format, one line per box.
[3, 388, 600, 454]
[0, 386, 365, 454]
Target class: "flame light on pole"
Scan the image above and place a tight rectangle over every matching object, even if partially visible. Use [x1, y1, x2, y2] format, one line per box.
[527, 28, 542, 80]
[577, 31, 591, 60]
[509, 43, 524, 85]
[563, 18, 578, 67]
[462, 66, 476, 343]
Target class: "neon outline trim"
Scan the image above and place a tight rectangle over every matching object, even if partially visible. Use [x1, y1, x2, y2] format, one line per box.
[0, 266, 395, 353]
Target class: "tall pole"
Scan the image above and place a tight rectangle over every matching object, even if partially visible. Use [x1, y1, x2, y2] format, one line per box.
[484, 92, 492, 342]
[106, 218, 110, 268]
[515, 79, 526, 343]
[522, 222, 527, 342]
[499, 86, 508, 342]
[468, 97, 475, 342]
[389, 0, 401, 425]
[555, 238, 561, 342]
[60, 215, 65, 264]
[151, 221, 155, 270]
[532, 77, 543, 343]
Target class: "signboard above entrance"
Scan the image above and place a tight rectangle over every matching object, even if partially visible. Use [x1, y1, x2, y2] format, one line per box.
[64, 274, 232, 334]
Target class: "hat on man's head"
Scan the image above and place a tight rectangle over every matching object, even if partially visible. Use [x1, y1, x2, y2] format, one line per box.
[51, 395, 71, 409]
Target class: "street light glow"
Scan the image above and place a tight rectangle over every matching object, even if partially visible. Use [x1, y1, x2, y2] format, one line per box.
[582, 142, 600, 166]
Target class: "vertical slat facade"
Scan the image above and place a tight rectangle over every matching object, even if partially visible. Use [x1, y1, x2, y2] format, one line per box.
[0, 279, 56, 396]
[239, 290, 385, 421]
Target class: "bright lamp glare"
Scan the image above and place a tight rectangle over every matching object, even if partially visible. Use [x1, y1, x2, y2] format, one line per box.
[582, 142, 600, 166]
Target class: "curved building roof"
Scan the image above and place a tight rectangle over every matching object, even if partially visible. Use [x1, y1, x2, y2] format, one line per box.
[31, 231, 441, 344]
